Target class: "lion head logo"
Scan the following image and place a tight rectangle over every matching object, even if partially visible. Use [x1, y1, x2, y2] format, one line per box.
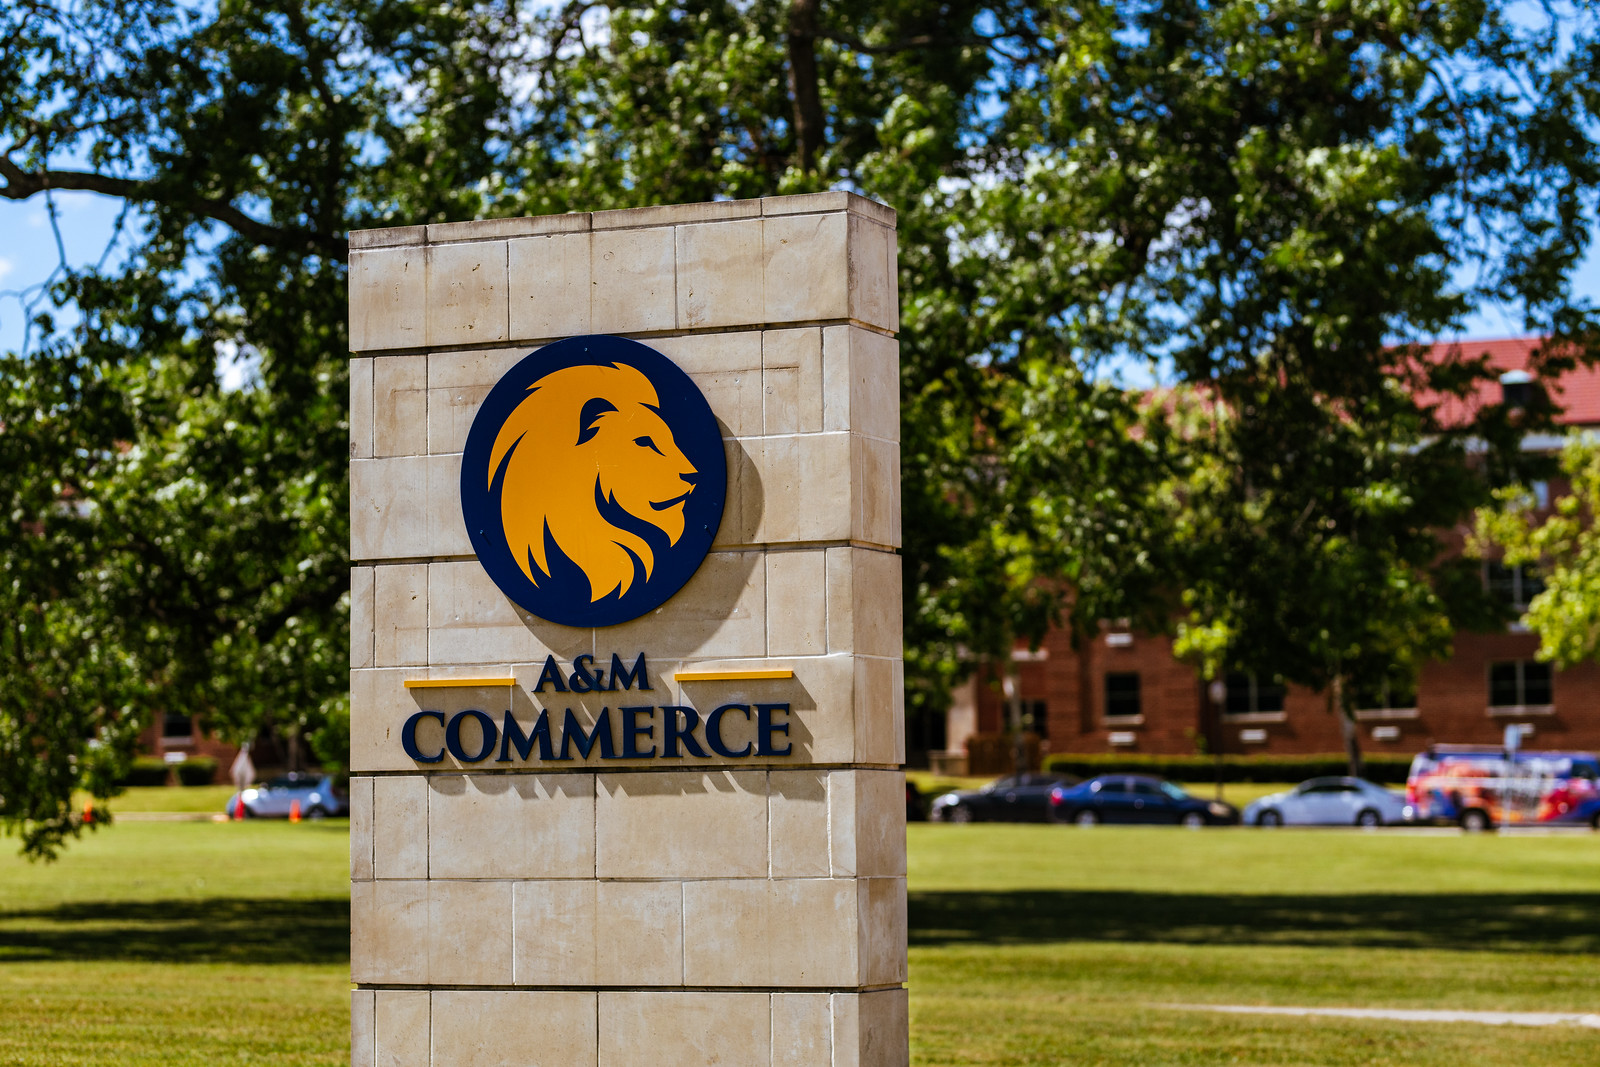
[460, 336, 727, 628]
[489, 362, 698, 602]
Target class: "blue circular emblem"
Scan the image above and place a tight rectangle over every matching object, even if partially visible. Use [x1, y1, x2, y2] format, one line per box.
[460, 335, 727, 628]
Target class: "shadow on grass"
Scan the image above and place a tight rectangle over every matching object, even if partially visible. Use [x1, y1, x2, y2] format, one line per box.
[0, 898, 349, 964]
[910, 891, 1600, 954]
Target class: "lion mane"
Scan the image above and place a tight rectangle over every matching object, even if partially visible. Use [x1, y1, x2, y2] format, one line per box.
[488, 362, 699, 603]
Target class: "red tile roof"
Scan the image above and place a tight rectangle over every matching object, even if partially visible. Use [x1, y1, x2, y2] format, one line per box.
[1411, 337, 1600, 428]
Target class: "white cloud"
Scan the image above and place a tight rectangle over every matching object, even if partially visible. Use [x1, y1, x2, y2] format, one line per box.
[0, 257, 13, 281]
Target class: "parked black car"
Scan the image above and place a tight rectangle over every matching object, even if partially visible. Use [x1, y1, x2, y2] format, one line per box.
[929, 773, 1079, 823]
[1048, 775, 1238, 826]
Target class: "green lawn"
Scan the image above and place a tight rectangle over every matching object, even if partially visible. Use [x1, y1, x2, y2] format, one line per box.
[72, 784, 239, 814]
[0, 822, 348, 1067]
[909, 824, 1600, 1065]
[1, 816, 1596, 1065]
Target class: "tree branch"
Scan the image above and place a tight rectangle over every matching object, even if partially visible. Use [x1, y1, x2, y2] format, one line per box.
[787, 0, 824, 174]
[0, 157, 344, 260]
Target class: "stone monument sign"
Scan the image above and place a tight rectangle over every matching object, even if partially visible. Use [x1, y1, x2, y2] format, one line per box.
[347, 192, 906, 1066]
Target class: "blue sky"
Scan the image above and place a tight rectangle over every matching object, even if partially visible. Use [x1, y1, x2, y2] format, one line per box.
[3, 188, 1598, 366]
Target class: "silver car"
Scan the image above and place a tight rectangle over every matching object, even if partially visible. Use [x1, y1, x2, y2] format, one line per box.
[227, 772, 348, 819]
[1243, 776, 1407, 827]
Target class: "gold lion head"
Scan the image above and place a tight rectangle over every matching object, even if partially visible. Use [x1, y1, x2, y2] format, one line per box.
[488, 362, 699, 603]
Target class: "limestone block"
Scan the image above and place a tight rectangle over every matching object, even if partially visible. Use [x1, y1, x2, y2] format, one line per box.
[426, 347, 531, 455]
[598, 992, 770, 1067]
[596, 880, 683, 986]
[597, 550, 765, 661]
[763, 192, 896, 229]
[715, 438, 759, 549]
[594, 200, 761, 229]
[651, 332, 763, 438]
[427, 879, 513, 984]
[512, 880, 596, 986]
[827, 548, 902, 659]
[773, 993, 832, 1067]
[766, 550, 826, 657]
[508, 232, 591, 342]
[764, 213, 848, 325]
[834, 990, 910, 1067]
[665, 652, 858, 765]
[428, 774, 595, 879]
[352, 566, 375, 670]
[829, 771, 906, 878]
[769, 770, 829, 878]
[592, 227, 675, 334]
[350, 880, 427, 984]
[432, 991, 598, 1067]
[858, 877, 908, 986]
[853, 657, 905, 767]
[744, 434, 853, 545]
[425, 241, 508, 348]
[374, 563, 429, 667]
[821, 326, 899, 442]
[763, 328, 824, 435]
[847, 215, 899, 333]
[427, 560, 592, 667]
[676, 218, 764, 329]
[428, 213, 590, 243]
[374, 989, 429, 1067]
[596, 770, 767, 878]
[350, 776, 374, 881]
[350, 224, 427, 250]
[352, 990, 375, 1067]
[373, 775, 428, 879]
[853, 435, 901, 551]
[682, 879, 859, 986]
[349, 246, 426, 353]
[350, 667, 415, 773]
[351, 357, 374, 459]
[350, 454, 473, 561]
[373, 355, 428, 458]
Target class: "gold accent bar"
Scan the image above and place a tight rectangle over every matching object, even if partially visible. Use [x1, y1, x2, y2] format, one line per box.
[674, 669, 795, 682]
[402, 678, 516, 689]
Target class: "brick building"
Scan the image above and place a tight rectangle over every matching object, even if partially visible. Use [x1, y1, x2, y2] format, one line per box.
[940, 338, 1600, 768]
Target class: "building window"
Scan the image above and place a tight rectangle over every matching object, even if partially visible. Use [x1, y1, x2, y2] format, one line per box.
[162, 712, 194, 739]
[1104, 673, 1141, 719]
[1024, 699, 1049, 738]
[1352, 679, 1417, 712]
[1486, 561, 1544, 611]
[1489, 661, 1553, 708]
[1225, 673, 1285, 715]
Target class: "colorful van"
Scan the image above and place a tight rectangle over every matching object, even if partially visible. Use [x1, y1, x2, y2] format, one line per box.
[1405, 745, 1600, 830]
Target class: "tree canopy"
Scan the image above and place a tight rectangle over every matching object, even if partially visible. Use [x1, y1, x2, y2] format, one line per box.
[1474, 436, 1600, 669]
[3, 0, 1599, 853]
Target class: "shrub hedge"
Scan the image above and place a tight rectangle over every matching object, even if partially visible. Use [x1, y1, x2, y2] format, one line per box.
[120, 757, 171, 787]
[175, 757, 219, 786]
[1041, 752, 1414, 785]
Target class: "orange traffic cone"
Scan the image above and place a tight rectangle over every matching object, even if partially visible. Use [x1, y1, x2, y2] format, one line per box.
[233, 796, 244, 820]
[82, 801, 94, 825]
[289, 799, 301, 823]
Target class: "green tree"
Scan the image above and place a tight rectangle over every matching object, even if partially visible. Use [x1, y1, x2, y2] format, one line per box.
[1473, 436, 1600, 668]
[3, 0, 1598, 853]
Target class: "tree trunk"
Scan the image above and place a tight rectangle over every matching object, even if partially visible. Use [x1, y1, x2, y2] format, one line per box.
[1004, 659, 1027, 776]
[1331, 673, 1363, 778]
[786, 0, 824, 173]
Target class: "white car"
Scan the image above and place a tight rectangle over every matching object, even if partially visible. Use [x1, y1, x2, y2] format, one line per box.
[1243, 777, 1407, 827]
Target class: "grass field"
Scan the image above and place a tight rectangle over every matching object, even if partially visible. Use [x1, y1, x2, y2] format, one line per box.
[1, 814, 1596, 1065]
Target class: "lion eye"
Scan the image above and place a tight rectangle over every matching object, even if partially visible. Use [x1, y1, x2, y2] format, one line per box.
[634, 436, 664, 456]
